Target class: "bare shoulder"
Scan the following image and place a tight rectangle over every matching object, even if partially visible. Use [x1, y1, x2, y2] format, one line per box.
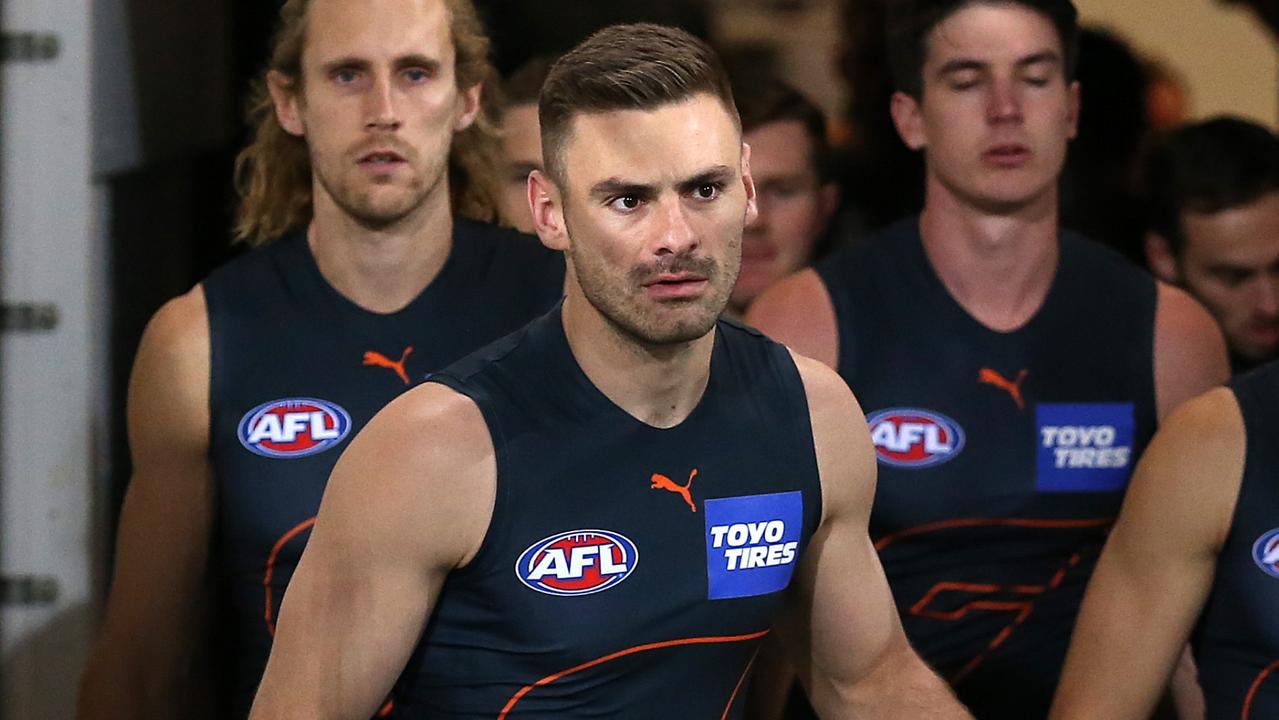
[747, 269, 839, 369]
[788, 350, 875, 524]
[1122, 385, 1244, 552]
[1154, 282, 1230, 419]
[1147, 385, 1243, 472]
[129, 287, 211, 453]
[321, 381, 497, 569]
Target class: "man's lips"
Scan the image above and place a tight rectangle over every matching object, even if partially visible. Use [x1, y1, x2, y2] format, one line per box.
[643, 273, 709, 300]
[1244, 322, 1279, 348]
[358, 150, 408, 169]
[982, 143, 1031, 167]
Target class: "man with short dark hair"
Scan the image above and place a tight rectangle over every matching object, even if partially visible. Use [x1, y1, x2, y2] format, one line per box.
[1143, 117, 1279, 374]
[749, 0, 1228, 716]
[78, 1, 564, 718]
[249, 23, 969, 720]
[495, 56, 555, 233]
[727, 74, 839, 318]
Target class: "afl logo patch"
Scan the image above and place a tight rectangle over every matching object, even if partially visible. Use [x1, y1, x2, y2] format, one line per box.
[516, 530, 638, 597]
[867, 408, 965, 468]
[237, 398, 352, 459]
[1252, 528, 1279, 580]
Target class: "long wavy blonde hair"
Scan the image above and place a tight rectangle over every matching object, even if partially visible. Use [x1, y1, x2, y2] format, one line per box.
[233, 0, 502, 245]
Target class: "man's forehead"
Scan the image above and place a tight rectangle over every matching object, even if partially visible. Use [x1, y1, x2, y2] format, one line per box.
[561, 95, 742, 184]
[745, 120, 817, 174]
[303, 0, 453, 64]
[925, 3, 1062, 67]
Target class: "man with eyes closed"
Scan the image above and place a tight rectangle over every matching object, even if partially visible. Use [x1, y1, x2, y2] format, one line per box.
[748, 1, 1228, 717]
[77, 1, 564, 718]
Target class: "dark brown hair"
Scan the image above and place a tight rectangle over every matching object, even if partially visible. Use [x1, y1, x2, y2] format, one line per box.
[1144, 116, 1279, 254]
[732, 73, 832, 183]
[887, 0, 1080, 99]
[233, 0, 500, 244]
[538, 23, 737, 184]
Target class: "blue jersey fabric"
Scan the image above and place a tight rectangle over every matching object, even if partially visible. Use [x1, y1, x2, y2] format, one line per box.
[397, 307, 823, 718]
[204, 220, 565, 718]
[815, 218, 1159, 718]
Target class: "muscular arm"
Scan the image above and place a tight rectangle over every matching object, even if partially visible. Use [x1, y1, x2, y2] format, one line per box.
[1050, 388, 1244, 720]
[249, 383, 495, 720]
[780, 353, 969, 717]
[78, 289, 215, 719]
[745, 270, 839, 370]
[1154, 283, 1230, 420]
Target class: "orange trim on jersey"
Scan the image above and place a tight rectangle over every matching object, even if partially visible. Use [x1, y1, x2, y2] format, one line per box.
[874, 517, 1114, 551]
[496, 630, 771, 719]
[1241, 658, 1279, 720]
[263, 516, 317, 636]
[721, 646, 762, 720]
[874, 518, 1109, 681]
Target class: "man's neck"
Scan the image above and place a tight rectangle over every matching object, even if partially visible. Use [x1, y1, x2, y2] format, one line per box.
[918, 181, 1060, 332]
[307, 186, 454, 314]
[561, 288, 716, 430]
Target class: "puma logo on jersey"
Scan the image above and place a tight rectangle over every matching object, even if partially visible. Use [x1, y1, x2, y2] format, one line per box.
[651, 469, 698, 512]
[363, 346, 414, 385]
[979, 368, 1029, 410]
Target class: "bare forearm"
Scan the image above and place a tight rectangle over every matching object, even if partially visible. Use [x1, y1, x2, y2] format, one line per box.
[810, 642, 970, 719]
[1051, 567, 1195, 719]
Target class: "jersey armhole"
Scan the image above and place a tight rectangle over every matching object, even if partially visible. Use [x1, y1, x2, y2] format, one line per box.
[426, 377, 512, 577]
[778, 348, 826, 548]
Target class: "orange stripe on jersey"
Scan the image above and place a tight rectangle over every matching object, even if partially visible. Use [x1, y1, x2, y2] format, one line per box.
[874, 516, 1114, 550]
[497, 630, 771, 719]
[721, 646, 762, 720]
[263, 516, 317, 636]
[1241, 659, 1279, 720]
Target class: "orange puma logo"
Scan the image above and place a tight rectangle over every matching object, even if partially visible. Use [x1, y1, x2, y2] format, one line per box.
[363, 346, 414, 385]
[651, 469, 698, 513]
[979, 368, 1029, 410]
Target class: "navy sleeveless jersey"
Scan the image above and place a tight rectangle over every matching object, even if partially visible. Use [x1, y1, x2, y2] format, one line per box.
[395, 307, 823, 718]
[815, 218, 1158, 718]
[1194, 361, 1279, 720]
[203, 219, 564, 718]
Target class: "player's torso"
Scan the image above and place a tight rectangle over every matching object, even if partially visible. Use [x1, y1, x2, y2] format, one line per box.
[1196, 362, 1279, 720]
[204, 223, 564, 717]
[820, 219, 1158, 717]
[400, 312, 823, 719]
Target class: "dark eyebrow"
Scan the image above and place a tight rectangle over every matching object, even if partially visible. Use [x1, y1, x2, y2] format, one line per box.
[1205, 263, 1255, 276]
[589, 178, 657, 201]
[676, 166, 735, 194]
[1016, 51, 1061, 70]
[395, 54, 443, 72]
[319, 57, 371, 75]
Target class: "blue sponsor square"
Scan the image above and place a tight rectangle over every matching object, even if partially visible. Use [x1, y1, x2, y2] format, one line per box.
[1035, 403, 1135, 493]
[705, 491, 803, 600]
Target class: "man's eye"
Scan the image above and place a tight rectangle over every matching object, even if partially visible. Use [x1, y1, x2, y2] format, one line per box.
[403, 68, 433, 83]
[692, 183, 721, 201]
[609, 196, 642, 212]
[333, 69, 361, 84]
